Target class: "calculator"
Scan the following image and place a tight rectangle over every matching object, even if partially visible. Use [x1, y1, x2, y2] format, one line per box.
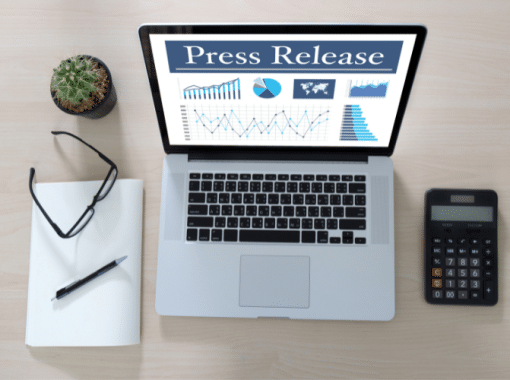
[425, 189, 498, 306]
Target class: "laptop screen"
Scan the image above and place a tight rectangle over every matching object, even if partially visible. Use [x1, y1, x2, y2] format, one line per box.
[146, 28, 422, 151]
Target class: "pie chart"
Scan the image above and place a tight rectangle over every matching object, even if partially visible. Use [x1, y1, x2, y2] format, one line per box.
[253, 78, 281, 99]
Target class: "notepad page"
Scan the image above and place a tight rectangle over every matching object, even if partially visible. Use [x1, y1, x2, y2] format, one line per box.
[25, 179, 143, 346]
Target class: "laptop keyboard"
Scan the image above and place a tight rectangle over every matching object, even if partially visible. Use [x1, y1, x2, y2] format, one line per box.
[186, 173, 367, 244]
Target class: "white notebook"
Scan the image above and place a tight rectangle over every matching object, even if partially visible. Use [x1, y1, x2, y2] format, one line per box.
[25, 179, 143, 346]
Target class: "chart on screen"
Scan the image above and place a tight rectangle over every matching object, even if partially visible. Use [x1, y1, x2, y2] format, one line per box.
[182, 104, 330, 143]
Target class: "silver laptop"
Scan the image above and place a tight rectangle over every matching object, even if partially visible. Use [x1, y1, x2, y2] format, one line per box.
[139, 23, 426, 320]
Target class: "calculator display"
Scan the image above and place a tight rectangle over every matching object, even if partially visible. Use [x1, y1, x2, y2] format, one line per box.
[431, 206, 493, 222]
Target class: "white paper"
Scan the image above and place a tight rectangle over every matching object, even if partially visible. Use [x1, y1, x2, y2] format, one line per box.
[25, 179, 143, 346]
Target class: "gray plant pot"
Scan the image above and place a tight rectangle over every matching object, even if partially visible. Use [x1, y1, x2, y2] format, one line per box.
[51, 55, 117, 119]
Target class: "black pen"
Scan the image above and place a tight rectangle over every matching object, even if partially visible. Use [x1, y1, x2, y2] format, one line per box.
[51, 256, 128, 301]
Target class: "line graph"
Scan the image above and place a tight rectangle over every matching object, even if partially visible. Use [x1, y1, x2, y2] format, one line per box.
[182, 78, 240, 100]
[185, 104, 330, 142]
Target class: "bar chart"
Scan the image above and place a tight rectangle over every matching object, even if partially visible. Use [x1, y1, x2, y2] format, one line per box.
[182, 78, 240, 100]
[340, 105, 378, 141]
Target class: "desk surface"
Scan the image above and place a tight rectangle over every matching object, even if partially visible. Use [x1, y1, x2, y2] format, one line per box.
[1, 1, 510, 378]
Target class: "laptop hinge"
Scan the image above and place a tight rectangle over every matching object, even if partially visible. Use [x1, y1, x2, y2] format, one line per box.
[188, 151, 368, 163]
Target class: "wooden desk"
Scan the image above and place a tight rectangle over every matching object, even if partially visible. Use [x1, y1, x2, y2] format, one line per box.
[1, 1, 509, 378]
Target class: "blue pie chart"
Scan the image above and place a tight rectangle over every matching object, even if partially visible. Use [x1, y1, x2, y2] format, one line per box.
[253, 78, 281, 99]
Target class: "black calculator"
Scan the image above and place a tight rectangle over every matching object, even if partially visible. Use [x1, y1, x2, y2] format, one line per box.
[425, 189, 498, 306]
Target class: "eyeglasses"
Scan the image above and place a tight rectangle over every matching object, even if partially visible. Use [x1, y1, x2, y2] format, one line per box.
[29, 131, 118, 238]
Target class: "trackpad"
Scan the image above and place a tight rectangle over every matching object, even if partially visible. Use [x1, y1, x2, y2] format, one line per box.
[239, 255, 310, 308]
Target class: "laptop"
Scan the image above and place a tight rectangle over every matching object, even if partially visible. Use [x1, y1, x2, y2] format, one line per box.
[139, 23, 426, 320]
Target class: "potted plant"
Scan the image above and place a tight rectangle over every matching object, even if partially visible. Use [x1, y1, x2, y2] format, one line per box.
[50, 55, 117, 119]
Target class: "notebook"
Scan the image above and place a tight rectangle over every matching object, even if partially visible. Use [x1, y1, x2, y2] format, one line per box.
[25, 179, 143, 346]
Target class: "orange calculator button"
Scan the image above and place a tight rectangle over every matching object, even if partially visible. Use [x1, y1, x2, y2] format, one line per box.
[432, 268, 442, 277]
[432, 279, 442, 288]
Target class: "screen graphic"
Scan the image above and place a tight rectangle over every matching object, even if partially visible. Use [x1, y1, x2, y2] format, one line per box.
[349, 80, 389, 98]
[253, 78, 281, 99]
[149, 33, 417, 148]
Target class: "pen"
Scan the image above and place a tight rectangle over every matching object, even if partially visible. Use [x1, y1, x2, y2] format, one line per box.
[51, 256, 128, 301]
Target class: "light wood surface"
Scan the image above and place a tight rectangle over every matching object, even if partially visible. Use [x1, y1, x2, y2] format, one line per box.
[1, 1, 510, 378]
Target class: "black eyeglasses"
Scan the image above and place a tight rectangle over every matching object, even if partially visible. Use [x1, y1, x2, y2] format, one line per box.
[29, 131, 118, 238]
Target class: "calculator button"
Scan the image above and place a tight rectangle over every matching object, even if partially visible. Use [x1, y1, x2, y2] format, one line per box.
[470, 280, 481, 290]
[470, 258, 480, 267]
[445, 269, 455, 277]
[445, 238, 454, 244]
[483, 239, 492, 246]
[471, 291, 480, 300]
[457, 238, 467, 245]
[432, 237, 442, 244]
[458, 279, 468, 289]
[470, 269, 481, 278]
[445, 279, 456, 288]
[484, 282, 495, 299]
[483, 248, 493, 256]
[484, 270, 494, 279]
[458, 247, 468, 255]
[445, 247, 455, 255]
[458, 269, 468, 278]
[470, 238, 479, 245]
[484, 259, 493, 268]
[432, 290, 443, 299]
[470, 248, 480, 255]
[445, 258, 455, 266]
[432, 257, 442, 266]
[432, 279, 442, 288]
[458, 258, 468, 267]
[445, 290, 456, 299]
[458, 290, 468, 299]
[432, 268, 442, 277]
[432, 246, 442, 254]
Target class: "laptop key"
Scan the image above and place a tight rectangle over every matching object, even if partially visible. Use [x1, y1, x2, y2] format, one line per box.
[277, 218, 288, 229]
[252, 218, 263, 228]
[342, 175, 353, 181]
[281, 194, 292, 204]
[199, 229, 210, 241]
[186, 229, 198, 241]
[188, 205, 207, 215]
[227, 217, 238, 228]
[318, 231, 328, 243]
[231, 193, 242, 203]
[346, 207, 366, 217]
[187, 217, 214, 227]
[354, 175, 366, 182]
[201, 181, 212, 191]
[211, 229, 222, 241]
[246, 206, 257, 216]
[340, 219, 366, 230]
[296, 207, 306, 216]
[240, 230, 300, 243]
[333, 207, 344, 217]
[268, 194, 279, 204]
[209, 205, 220, 215]
[289, 218, 300, 228]
[302, 231, 316, 243]
[316, 175, 327, 181]
[227, 174, 238, 180]
[239, 218, 250, 228]
[304, 175, 314, 181]
[291, 174, 302, 181]
[189, 181, 200, 191]
[215, 217, 226, 228]
[224, 230, 238, 242]
[349, 183, 366, 193]
[190, 173, 200, 179]
[189, 193, 205, 203]
[202, 173, 213, 179]
[240, 174, 251, 180]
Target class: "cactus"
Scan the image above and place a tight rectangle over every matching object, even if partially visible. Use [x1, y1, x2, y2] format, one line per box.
[50, 55, 99, 105]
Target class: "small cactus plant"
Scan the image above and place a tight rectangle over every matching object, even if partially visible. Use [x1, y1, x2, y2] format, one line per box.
[50, 55, 99, 105]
